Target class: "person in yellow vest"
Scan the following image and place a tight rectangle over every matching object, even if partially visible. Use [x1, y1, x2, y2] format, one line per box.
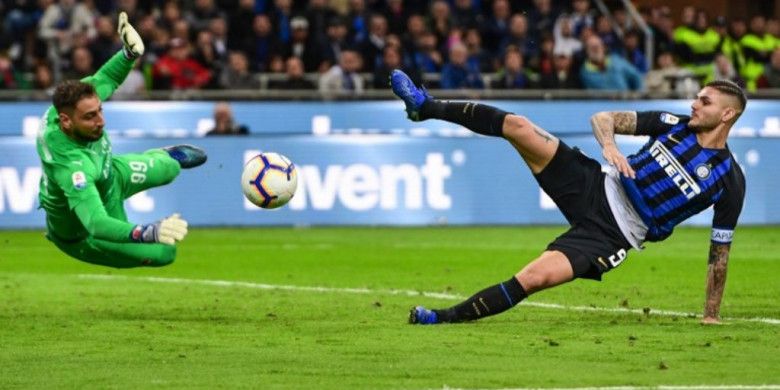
[714, 17, 745, 79]
[674, 8, 720, 83]
[739, 15, 772, 91]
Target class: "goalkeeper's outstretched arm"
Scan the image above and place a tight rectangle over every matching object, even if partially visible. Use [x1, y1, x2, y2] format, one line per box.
[81, 12, 145, 101]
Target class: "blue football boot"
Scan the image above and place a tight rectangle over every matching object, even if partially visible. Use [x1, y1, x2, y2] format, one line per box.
[408, 306, 439, 325]
[163, 144, 207, 169]
[390, 69, 432, 121]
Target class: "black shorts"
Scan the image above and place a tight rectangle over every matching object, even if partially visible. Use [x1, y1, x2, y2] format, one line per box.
[534, 141, 632, 281]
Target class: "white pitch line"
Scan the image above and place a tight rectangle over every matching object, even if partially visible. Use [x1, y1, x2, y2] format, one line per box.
[76, 274, 780, 325]
[438, 386, 780, 390]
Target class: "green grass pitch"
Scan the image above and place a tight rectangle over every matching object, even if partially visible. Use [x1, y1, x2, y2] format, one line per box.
[1, 226, 779, 389]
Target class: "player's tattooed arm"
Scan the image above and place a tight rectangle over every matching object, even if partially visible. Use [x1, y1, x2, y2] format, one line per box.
[590, 111, 637, 178]
[703, 242, 731, 324]
[590, 111, 637, 146]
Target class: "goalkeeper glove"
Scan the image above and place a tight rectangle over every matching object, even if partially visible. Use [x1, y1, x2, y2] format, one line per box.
[117, 11, 145, 59]
[131, 214, 188, 245]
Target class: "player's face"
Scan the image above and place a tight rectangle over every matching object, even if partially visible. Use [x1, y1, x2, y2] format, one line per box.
[66, 96, 105, 142]
[689, 87, 728, 131]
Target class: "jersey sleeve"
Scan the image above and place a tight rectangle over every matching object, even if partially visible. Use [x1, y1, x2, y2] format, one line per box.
[49, 150, 137, 242]
[711, 161, 746, 244]
[635, 111, 692, 136]
[81, 51, 135, 102]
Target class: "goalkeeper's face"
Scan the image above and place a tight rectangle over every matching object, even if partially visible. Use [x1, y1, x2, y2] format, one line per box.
[63, 95, 105, 142]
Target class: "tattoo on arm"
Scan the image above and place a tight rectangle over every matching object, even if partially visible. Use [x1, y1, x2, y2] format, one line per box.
[591, 111, 637, 147]
[704, 242, 730, 320]
[533, 126, 554, 143]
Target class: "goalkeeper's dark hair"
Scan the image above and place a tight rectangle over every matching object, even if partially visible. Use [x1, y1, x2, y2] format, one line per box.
[705, 79, 747, 114]
[53, 80, 97, 114]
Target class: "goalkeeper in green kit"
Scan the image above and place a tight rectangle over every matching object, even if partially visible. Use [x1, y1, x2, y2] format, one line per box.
[36, 13, 207, 268]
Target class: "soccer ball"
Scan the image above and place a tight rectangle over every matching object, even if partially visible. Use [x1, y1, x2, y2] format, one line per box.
[241, 152, 298, 209]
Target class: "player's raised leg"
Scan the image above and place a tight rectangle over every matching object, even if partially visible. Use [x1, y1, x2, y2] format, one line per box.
[410, 250, 574, 324]
[113, 145, 207, 199]
[390, 69, 558, 174]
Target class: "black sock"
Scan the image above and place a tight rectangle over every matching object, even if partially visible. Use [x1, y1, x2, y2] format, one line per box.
[435, 276, 527, 323]
[420, 100, 509, 137]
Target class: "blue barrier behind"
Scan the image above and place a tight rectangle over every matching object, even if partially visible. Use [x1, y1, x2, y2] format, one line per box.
[3, 100, 780, 137]
[1, 134, 778, 228]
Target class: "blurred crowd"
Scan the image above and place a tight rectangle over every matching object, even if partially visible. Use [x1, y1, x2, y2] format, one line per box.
[1, 0, 779, 96]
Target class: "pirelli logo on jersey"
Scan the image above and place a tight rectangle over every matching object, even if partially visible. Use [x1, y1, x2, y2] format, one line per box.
[649, 141, 701, 199]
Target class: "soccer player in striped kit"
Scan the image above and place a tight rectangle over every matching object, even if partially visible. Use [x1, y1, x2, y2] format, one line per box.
[391, 70, 746, 325]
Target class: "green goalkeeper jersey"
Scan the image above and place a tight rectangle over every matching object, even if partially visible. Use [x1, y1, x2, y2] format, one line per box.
[36, 51, 136, 243]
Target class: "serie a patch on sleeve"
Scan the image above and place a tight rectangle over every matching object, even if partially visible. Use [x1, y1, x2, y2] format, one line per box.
[711, 228, 734, 243]
[659, 112, 680, 125]
[72, 171, 87, 190]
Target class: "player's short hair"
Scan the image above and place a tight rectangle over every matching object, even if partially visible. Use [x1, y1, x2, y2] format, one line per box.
[705, 79, 747, 113]
[53, 80, 97, 114]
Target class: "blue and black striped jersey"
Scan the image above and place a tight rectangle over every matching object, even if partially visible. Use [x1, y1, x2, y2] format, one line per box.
[620, 111, 746, 243]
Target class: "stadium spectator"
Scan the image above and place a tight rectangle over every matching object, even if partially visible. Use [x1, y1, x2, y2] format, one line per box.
[360, 14, 388, 72]
[271, 0, 294, 45]
[740, 16, 772, 91]
[246, 14, 280, 72]
[463, 27, 491, 72]
[401, 14, 428, 58]
[715, 17, 746, 76]
[184, 0, 223, 32]
[319, 48, 363, 94]
[553, 15, 582, 59]
[674, 9, 720, 83]
[491, 48, 530, 89]
[226, 0, 256, 54]
[411, 31, 443, 72]
[89, 16, 121, 66]
[538, 49, 582, 89]
[346, 0, 369, 43]
[0, 52, 24, 89]
[429, 0, 452, 44]
[63, 47, 94, 81]
[193, 30, 224, 85]
[757, 47, 780, 88]
[220, 51, 260, 89]
[38, 0, 96, 78]
[208, 17, 229, 61]
[440, 42, 484, 89]
[531, 33, 555, 75]
[320, 16, 350, 70]
[382, 0, 408, 36]
[32, 62, 55, 92]
[268, 56, 316, 90]
[304, 0, 338, 43]
[580, 35, 643, 91]
[160, 0, 183, 32]
[646, 5, 675, 60]
[152, 38, 212, 89]
[205, 102, 249, 136]
[283, 16, 323, 72]
[622, 29, 648, 74]
[482, 0, 511, 55]
[527, 0, 559, 43]
[451, 0, 480, 29]
[567, 0, 594, 38]
[500, 14, 537, 61]
[644, 51, 698, 95]
[170, 19, 191, 43]
[713, 53, 745, 87]
[594, 15, 620, 53]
